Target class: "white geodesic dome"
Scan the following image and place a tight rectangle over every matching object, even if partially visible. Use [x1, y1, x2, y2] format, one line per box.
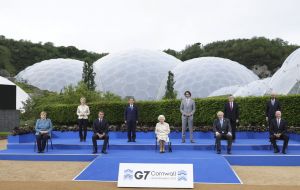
[234, 77, 271, 97]
[169, 57, 259, 98]
[15, 58, 84, 92]
[208, 85, 242, 97]
[93, 49, 181, 100]
[268, 48, 300, 95]
[0, 76, 30, 110]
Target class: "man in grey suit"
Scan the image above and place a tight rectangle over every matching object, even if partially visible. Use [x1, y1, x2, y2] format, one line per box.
[180, 91, 196, 143]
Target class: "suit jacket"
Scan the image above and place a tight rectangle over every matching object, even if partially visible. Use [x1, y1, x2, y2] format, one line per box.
[266, 99, 281, 119]
[213, 118, 232, 134]
[180, 98, 196, 116]
[224, 102, 239, 121]
[124, 105, 139, 121]
[93, 118, 109, 134]
[269, 118, 288, 135]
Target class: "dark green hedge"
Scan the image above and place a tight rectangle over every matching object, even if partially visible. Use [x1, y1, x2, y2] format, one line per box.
[39, 95, 300, 127]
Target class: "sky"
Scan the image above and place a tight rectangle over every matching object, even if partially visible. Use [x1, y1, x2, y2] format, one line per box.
[1, 0, 300, 53]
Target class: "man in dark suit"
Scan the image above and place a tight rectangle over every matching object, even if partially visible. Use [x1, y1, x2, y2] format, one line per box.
[224, 95, 239, 141]
[92, 111, 109, 154]
[269, 111, 289, 154]
[124, 98, 139, 142]
[266, 93, 281, 133]
[213, 111, 233, 154]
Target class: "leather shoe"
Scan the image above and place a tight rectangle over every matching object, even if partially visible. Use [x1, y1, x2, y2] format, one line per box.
[132, 140, 136, 142]
[101, 150, 108, 154]
[227, 150, 231, 154]
[92, 150, 97, 154]
[282, 151, 287, 154]
[190, 140, 195, 143]
[127, 140, 131, 142]
[217, 150, 221, 154]
[274, 149, 279, 153]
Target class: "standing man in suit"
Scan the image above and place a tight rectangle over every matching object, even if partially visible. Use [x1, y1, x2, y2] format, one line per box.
[224, 95, 239, 141]
[213, 111, 233, 154]
[180, 91, 196, 143]
[124, 98, 139, 142]
[92, 111, 109, 154]
[266, 93, 281, 133]
[269, 111, 289, 154]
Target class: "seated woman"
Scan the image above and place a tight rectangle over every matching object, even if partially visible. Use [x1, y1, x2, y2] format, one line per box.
[155, 115, 170, 153]
[35, 111, 53, 153]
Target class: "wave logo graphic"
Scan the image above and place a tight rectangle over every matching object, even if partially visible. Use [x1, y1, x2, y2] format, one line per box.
[123, 169, 134, 180]
[177, 170, 187, 181]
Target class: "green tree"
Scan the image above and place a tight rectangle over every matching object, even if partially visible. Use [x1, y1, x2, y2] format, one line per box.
[163, 71, 177, 99]
[82, 59, 96, 91]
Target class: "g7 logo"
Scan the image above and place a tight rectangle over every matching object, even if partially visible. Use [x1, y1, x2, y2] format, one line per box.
[134, 171, 150, 180]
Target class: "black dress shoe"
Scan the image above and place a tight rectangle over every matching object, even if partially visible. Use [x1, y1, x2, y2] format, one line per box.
[92, 151, 97, 154]
[80, 139, 83, 142]
[127, 140, 131, 142]
[132, 140, 136, 142]
[190, 140, 195, 143]
[282, 151, 287, 154]
[101, 150, 108, 154]
[227, 150, 231, 154]
[274, 149, 279, 153]
[217, 150, 221, 154]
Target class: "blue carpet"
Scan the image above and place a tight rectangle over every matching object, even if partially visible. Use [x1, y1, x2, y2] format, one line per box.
[74, 150, 241, 184]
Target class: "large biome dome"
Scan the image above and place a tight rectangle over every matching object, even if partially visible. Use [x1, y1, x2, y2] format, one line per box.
[15, 58, 84, 92]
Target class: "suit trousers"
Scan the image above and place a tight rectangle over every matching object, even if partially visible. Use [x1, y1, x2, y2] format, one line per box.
[182, 115, 193, 140]
[36, 134, 49, 152]
[229, 119, 237, 140]
[270, 134, 289, 152]
[92, 134, 109, 151]
[215, 133, 232, 151]
[127, 120, 136, 141]
[78, 119, 88, 140]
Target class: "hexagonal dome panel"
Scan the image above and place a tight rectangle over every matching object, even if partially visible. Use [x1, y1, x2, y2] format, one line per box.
[15, 58, 84, 92]
[93, 49, 181, 100]
[169, 57, 259, 98]
[268, 48, 300, 95]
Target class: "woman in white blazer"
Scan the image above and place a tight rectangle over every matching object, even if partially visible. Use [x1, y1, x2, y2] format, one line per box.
[155, 115, 170, 153]
[77, 97, 90, 142]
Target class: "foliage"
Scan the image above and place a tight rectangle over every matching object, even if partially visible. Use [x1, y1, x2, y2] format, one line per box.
[163, 71, 177, 99]
[164, 37, 299, 77]
[82, 60, 96, 91]
[21, 82, 122, 121]
[0, 35, 107, 75]
[26, 95, 300, 129]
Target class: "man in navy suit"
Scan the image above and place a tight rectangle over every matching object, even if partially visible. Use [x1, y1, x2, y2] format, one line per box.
[124, 98, 139, 142]
[266, 93, 281, 133]
[224, 95, 239, 141]
[269, 111, 289, 154]
[213, 111, 233, 154]
[92, 111, 109, 154]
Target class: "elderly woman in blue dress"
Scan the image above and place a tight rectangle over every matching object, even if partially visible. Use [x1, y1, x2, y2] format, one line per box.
[155, 115, 170, 153]
[35, 111, 53, 153]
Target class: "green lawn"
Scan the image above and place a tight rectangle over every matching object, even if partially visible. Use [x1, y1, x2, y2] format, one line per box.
[0, 132, 11, 137]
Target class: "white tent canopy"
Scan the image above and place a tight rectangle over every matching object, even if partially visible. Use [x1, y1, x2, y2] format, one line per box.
[0, 76, 30, 110]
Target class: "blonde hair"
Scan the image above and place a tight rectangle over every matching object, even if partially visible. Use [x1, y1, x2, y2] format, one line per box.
[158, 115, 165, 121]
[80, 97, 86, 103]
[217, 111, 224, 115]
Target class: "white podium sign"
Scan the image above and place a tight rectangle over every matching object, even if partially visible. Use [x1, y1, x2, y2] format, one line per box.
[117, 163, 194, 188]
